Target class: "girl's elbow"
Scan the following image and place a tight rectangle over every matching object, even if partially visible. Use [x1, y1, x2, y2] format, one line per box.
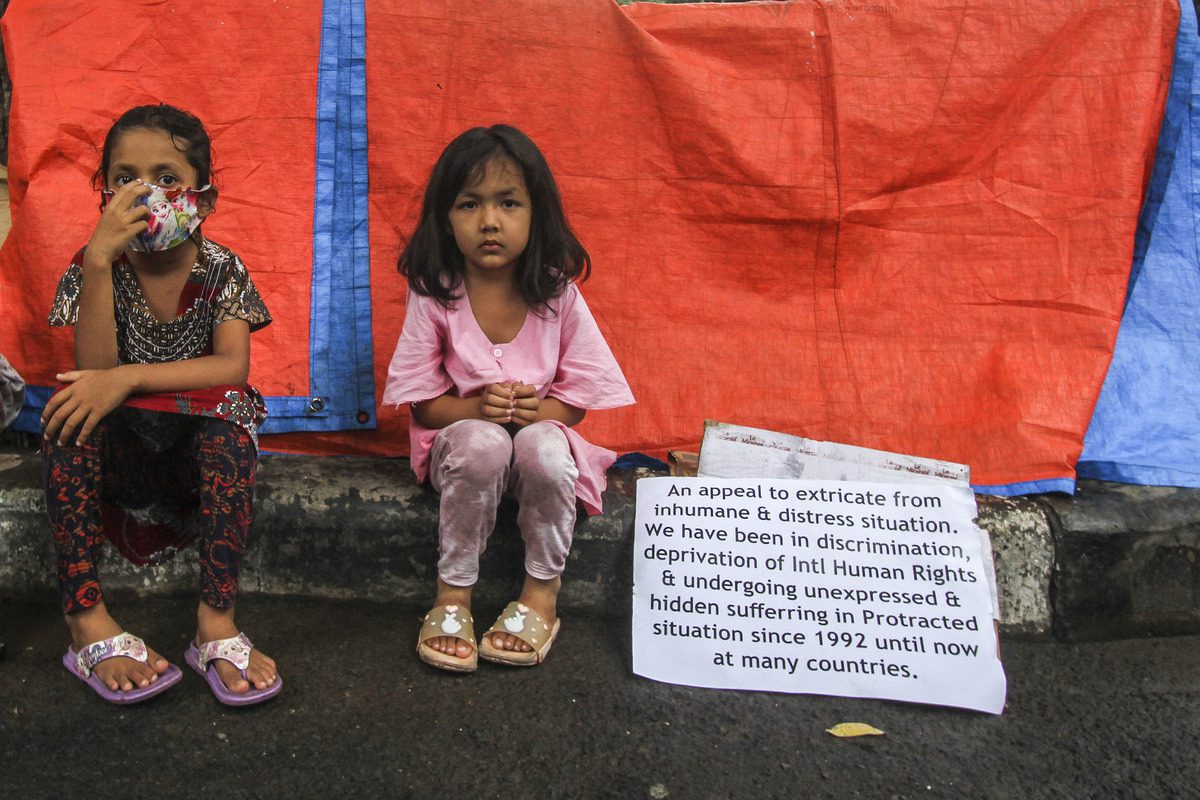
[411, 401, 437, 429]
[232, 359, 251, 386]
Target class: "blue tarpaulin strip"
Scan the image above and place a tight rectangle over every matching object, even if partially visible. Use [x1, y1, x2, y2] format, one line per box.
[260, 0, 375, 433]
[1078, 0, 1200, 487]
[14, 0, 1195, 493]
[972, 478, 1077, 497]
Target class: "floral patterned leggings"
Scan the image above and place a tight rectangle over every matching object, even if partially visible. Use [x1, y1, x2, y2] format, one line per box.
[43, 409, 256, 614]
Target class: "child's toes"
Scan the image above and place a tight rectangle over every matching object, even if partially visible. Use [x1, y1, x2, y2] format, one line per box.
[146, 647, 170, 675]
[255, 668, 278, 689]
[489, 632, 520, 652]
[139, 659, 163, 683]
[96, 657, 156, 692]
[215, 661, 250, 694]
[243, 650, 279, 689]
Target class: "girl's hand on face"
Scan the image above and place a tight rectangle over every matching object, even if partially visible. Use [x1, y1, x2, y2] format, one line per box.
[508, 383, 540, 428]
[85, 182, 152, 267]
[41, 368, 133, 446]
[479, 381, 517, 424]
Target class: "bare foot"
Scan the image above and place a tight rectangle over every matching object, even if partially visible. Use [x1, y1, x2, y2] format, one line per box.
[424, 579, 475, 660]
[485, 575, 560, 653]
[65, 601, 170, 692]
[195, 602, 279, 694]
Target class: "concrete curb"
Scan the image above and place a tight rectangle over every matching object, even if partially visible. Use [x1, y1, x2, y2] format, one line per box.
[2, 451, 1198, 641]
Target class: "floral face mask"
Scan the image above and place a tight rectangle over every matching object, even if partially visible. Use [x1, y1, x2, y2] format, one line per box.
[102, 182, 212, 252]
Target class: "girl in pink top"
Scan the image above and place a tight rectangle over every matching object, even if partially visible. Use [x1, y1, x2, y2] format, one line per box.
[383, 126, 634, 671]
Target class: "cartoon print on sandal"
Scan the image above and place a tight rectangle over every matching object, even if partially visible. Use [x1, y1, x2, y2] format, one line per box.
[503, 606, 528, 633]
[440, 605, 464, 635]
[417, 604, 478, 673]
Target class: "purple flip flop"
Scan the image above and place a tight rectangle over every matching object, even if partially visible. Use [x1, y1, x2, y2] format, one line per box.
[185, 632, 282, 707]
[63, 632, 182, 704]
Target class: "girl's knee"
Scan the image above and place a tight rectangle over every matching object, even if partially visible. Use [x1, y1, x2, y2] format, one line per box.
[195, 421, 257, 494]
[438, 419, 513, 478]
[41, 431, 103, 466]
[196, 418, 255, 457]
[513, 423, 575, 484]
[513, 421, 569, 452]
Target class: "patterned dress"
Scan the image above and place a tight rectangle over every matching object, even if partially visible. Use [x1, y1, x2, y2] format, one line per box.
[44, 235, 272, 612]
[48, 234, 271, 442]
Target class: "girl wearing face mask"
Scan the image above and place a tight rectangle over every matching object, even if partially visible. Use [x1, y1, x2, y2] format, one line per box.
[42, 104, 281, 706]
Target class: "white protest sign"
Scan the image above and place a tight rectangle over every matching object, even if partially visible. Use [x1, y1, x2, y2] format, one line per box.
[632, 477, 1007, 714]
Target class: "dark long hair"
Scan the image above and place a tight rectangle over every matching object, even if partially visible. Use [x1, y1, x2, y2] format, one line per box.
[398, 125, 590, 310]
[93, 104, 215, 195]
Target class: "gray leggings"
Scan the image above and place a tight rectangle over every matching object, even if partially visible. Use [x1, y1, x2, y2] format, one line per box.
[429, 419, 579, 586]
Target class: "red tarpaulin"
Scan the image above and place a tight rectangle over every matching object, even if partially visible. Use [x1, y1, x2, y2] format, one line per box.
[1, 0, 322, 401]
[0, 0, 1178, 491]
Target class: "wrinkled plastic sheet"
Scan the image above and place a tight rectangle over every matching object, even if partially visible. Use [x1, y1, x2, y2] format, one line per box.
[0, 0, 375, 434]
[1079, 1, 1200, 488]
[344, 0, 1177, 495]
[0, 0, 1180, 495]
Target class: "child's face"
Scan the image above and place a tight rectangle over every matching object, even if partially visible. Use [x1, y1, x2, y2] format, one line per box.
[448, 156, 531, 279]
[106, 127, 210, 215]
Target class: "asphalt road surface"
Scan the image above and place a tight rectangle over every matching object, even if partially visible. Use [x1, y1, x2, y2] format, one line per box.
[1, 594, 1196, 799]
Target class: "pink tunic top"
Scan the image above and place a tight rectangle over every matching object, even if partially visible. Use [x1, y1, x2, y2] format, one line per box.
[383, 283, 635, 514]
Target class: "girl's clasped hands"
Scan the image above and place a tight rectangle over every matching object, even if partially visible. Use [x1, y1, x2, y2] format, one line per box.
[479, 380, 538, 426]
